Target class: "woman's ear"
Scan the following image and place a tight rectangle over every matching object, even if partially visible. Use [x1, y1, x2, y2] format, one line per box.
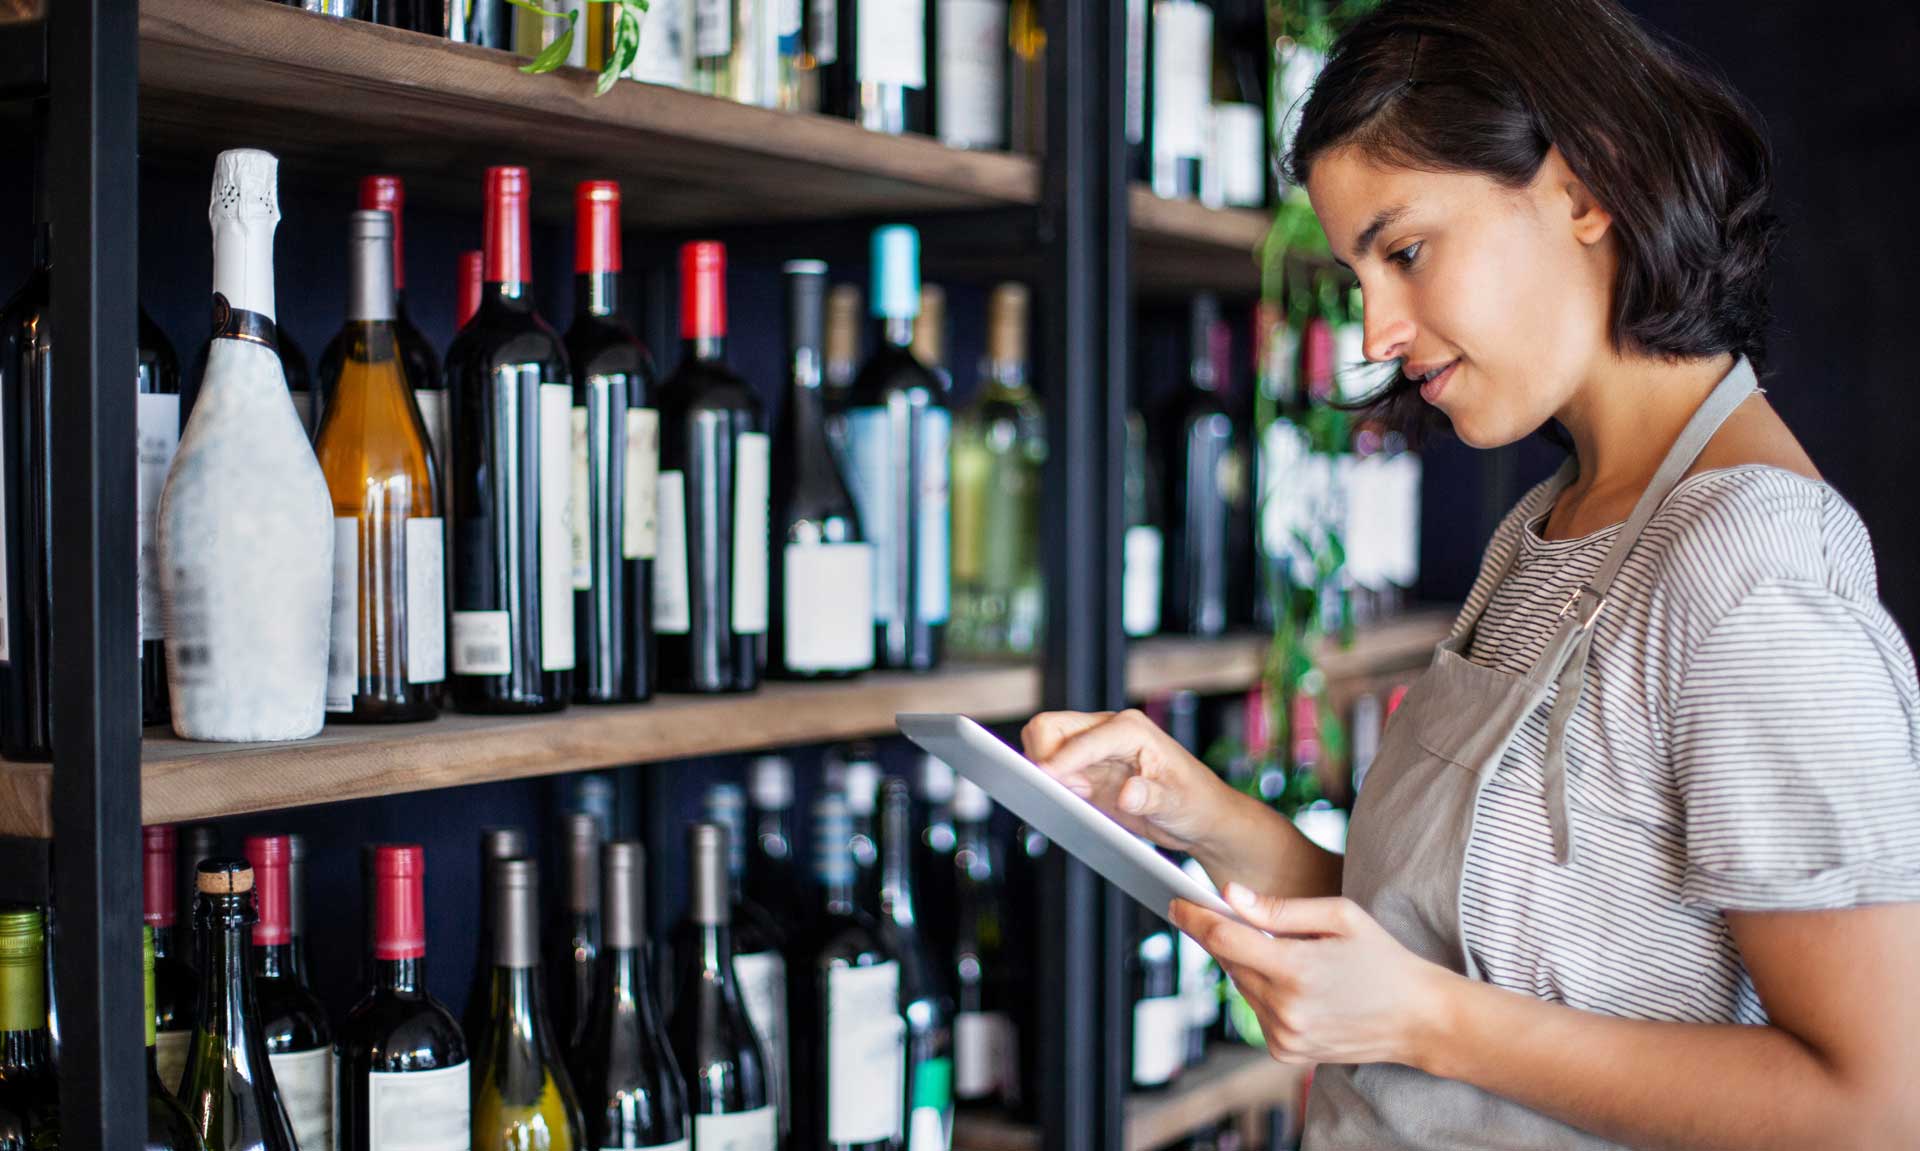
[1538, 144, 1615, 248]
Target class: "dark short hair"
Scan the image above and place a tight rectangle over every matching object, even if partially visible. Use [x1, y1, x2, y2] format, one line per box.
[1287, 0, 1781, 428]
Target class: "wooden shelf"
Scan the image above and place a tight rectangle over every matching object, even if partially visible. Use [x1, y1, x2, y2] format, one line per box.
[952, 1045, 1311, 1151]
[0, 614, 1449, 837]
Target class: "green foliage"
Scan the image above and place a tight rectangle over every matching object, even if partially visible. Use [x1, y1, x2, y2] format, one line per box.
[507, 0, 651, 96]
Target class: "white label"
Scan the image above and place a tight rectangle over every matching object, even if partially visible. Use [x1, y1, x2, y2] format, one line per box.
[1123, 525, 1162, 638]
[693, 1107, 775, 1151]
[365, 1061, 470, 1151]
[857, 0, 925, 88]
[827, 962, 906, 1145]
[782, 543, 874, 673]
[539, 383, 577, 672]
[156, 1028, 190, 1094]
[1214, 102, 1266, 207]
[137, 392, 181, 646]
[918, 411, 950, 625]
[1151, 1, 1212, 158]
[451, 610, 512, 676]
[654, 471, 692, 635]
[936, 1, 1007, 149]
[624, 408, 660, 559]
[731, 432, 771, 636]
[733, 950, 790, 1137]
[269, 1046, 333, 1151]
[844, 410, 894, 623]
[291, 389, 315, 437]
[777, 0, 801, 38]
[811, 0, 837, 62]
[954, 1011, 1011, 1101]
[572, 406, 593, 591]
[414, 388, 450, 516]
[695, 0, 731, 57]
[406, 518, 446, 684]
[1131, 996, 1184, 1086]
[907, 1108, 945, 1151]
[630, 0, 690, 86]
[327, 517, 359, 713]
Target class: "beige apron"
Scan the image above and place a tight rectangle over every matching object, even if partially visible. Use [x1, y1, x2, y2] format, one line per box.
[1303, 359, 1758, 1149]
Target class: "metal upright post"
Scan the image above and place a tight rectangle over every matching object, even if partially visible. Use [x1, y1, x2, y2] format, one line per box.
[1038, 0, 1131, 1147]
[47, 0, 145, 1146]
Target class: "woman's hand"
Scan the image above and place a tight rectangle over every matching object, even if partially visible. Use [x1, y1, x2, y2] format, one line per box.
[1170, 883, 1458, 1070]
[1022, 709, 1239, 856]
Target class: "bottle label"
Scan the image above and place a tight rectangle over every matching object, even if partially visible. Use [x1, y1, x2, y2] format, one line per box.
[539, 383, 577, 671]
[654, 471, 692, 635]
[1131, 995, 1184, 1086]
[918, 410, 951, 625]
[776, 0, 801, 40]
[451, 610, 513, 676]
[155, 1028, 190, 1094]
[624, 407, 660, 559]
[857, 0, 925, 89]
[782, 543, 874, 673]
[414, 388, 451, 516]
[827, 961, 906, 1144]
[954, 1010, 1012, 1100]
[406, 518, 447, 684]
[365, 1061, 471, 1151]
[936, 0, 1007, 149]
[1151, 1, 1212, 160]
[694, 0, 731, 57]
[328, 517, 360, 713]
[629, 0, 689, 85]
[693, 1106, 775, 1151]
[269, 1046, 334, 1151]
[572, 405, 593, 590]
[1123, 525, 1163, 638]
[137, 392, 181, 647]
[731, 432, 771, 636]
[811, 0, 837, 62]
[733, 950, 790, 1136]
[843, 409, 895, 624]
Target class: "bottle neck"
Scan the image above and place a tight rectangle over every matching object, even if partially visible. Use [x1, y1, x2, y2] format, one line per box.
[821, 871, 857, 916]
[577, 271, 620, 318]
[375, 955, 426, 996]
[195, 897, 266, 1062]
[253, 941, 296, 982]
[212, 215, 278, 323]
[756, 811, 792, 857]
[486, 279, 531, 307]
[878, 315, 915, 350]
[150, 923, 178, 961]
[486, 964, 550, 1054]
[684, 335, 726, 363]
[603, 945, 661, 1028]
[695, 922, 736, 977]
[984, 357, 1031, 400]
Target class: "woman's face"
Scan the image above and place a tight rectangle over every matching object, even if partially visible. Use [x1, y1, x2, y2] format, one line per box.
[1305, 144, 1619, 448]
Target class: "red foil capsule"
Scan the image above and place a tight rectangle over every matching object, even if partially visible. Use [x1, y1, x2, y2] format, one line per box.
[483, 166, 532, 288]
[680, 240, 727, 341]
[373, 844, 428, 961]
[360, 174, 406, 291]
[575, 180, 623, 275]
[244, 834, 292, 947]
[144, 825, 176, 928]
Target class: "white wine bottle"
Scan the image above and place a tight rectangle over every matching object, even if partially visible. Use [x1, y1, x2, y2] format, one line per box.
[159, 148, 334, 743]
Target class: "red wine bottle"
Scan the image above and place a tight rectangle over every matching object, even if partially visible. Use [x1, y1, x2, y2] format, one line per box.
[1159, 293, 1232, 637]
[654, 242, 768, 695]
[570, 840, 689, 1151]
[243, 836, 333, 1151]
[456, 251, 484, 335]
[145, 826, 198, 1095]
[565, 180, 657, 704]
[337, 845, 471, 1151]
[447, 166, 576, 713]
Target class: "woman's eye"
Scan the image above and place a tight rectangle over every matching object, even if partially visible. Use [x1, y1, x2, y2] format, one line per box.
[1388, 241, 1423, 268]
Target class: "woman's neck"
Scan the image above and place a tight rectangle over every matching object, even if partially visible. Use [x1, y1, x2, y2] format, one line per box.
[1549, 351, 1737, 531]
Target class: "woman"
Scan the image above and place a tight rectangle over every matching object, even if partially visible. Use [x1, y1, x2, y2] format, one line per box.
[1025, 1, 1920, 1147]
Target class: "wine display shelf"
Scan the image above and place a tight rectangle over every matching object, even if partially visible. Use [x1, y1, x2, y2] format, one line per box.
[953, 1045, 1313, 1151]
[137, 0, 1270, 294]
[0, 613, 1450, 837]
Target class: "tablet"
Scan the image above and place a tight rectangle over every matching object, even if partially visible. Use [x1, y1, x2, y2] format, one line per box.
[896, 713, 1246, 928]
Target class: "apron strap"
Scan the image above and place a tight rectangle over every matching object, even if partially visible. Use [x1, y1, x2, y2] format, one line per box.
[1540, 357, 1759, 865]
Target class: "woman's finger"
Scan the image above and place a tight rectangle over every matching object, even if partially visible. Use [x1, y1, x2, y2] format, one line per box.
[1038, 708, 1160, 779]
[1223, 885, 1356, 938]
[1021, 711, 1114, 764]
[1172, 900, 1300, 971]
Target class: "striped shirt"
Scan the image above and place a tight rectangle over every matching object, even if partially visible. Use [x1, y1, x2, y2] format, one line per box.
[1456, 464, 1920, 1024]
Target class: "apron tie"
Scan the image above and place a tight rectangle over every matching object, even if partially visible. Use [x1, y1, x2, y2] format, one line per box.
[1542, 623, 1597, 866]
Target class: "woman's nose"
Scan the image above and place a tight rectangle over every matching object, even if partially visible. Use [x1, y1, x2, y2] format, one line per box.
[1363, 291, 1416, 365]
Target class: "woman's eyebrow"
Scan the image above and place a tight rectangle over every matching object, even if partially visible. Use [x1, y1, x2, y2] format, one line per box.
[1344, 204, 1412, 266]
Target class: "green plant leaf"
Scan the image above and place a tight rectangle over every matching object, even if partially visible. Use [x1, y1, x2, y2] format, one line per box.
[518, 9, 580, 75]
[595, 3, 642, 94]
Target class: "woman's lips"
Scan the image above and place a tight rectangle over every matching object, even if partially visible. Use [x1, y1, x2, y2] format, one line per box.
[1419, 360, 1458, 404]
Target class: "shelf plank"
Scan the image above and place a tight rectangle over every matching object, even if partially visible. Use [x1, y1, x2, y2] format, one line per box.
[1129, 190, 1271, 296]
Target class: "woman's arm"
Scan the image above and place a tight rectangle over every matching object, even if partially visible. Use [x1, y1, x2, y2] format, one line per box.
[1175, 890, 1920, 1151]
[1023, 709, 1343, 900]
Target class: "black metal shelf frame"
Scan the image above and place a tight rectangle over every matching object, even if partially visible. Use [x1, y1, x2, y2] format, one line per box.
[22, 1, 1140, 1147]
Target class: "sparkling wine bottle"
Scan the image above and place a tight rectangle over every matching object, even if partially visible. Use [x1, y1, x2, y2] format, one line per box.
[0, 909, 59, 1150]
[473, 858, 586, 1151]
[160, 148, 334, 743]
[145, 927, 207, 1151]
[146, 826, 198, 1096]
[242, 836, 332, 1151]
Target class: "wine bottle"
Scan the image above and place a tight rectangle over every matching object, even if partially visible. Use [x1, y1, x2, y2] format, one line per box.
[909, 755, 957, 970]
[0, 909, 58, 1149]
[878, 779, 954, 1151]
[1007, 0, 1043, 154]
[841, 749, 884, 917]
[178, 825, 223, 945]
[1157, 293, 1231, 638]
[161, 148, 335, 743]
[745, 755, 801, 917]
[571, 841, 690, 1151]
[692, 0, 802, 107]
[1129, 902, 1183, 1091]
[822, 284, 862, 418]
[446, 166, 576, 714]
[841, 225, 950, 672]
[242, 836, 333, 1151]
[950, 282, 1043, 658]
[565, 180, 658, 705]
[316, 208, 446, 722]
[951, 778, 1013, 1106]
[1003, 821, 1048, 1120]
[770, 260, 874, 680]
[463, 827, 529, 1079]
[1122, 406, 1163, 639]
[145, 927, 206, 1151]
[654, 241, 769, 695]
[456, 251, 484, 335]
[793, 794, 906, 1151]
[627, 0, 692, 87]
[554, 813, 602, 1049]
[825, 0, 928, 133]
[285, 834, 314, 988]
[337, 844, 470, 1151]
[447, 0, 510, 47]
[692, 785, 789, 1139]
[145, 826, 198, 1095]
[933, 0, 1007, 150]
[908, 284, 949, 388]
[1149, 0, 1212, 200]
[140, 307, 184, 729]
[179, 860, 299, 1151]
[473, 858, 586, 1151]
[667, 824, 775, 1151]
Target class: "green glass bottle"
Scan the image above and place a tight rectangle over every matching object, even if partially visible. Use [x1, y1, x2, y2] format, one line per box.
[145, 927, 209, 1151]
[472, 858, 585, 1151]
[0, 908, 58, 1151]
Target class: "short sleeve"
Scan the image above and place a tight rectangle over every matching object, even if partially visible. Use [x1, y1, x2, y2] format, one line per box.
[1672, 580, 1920, 912]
